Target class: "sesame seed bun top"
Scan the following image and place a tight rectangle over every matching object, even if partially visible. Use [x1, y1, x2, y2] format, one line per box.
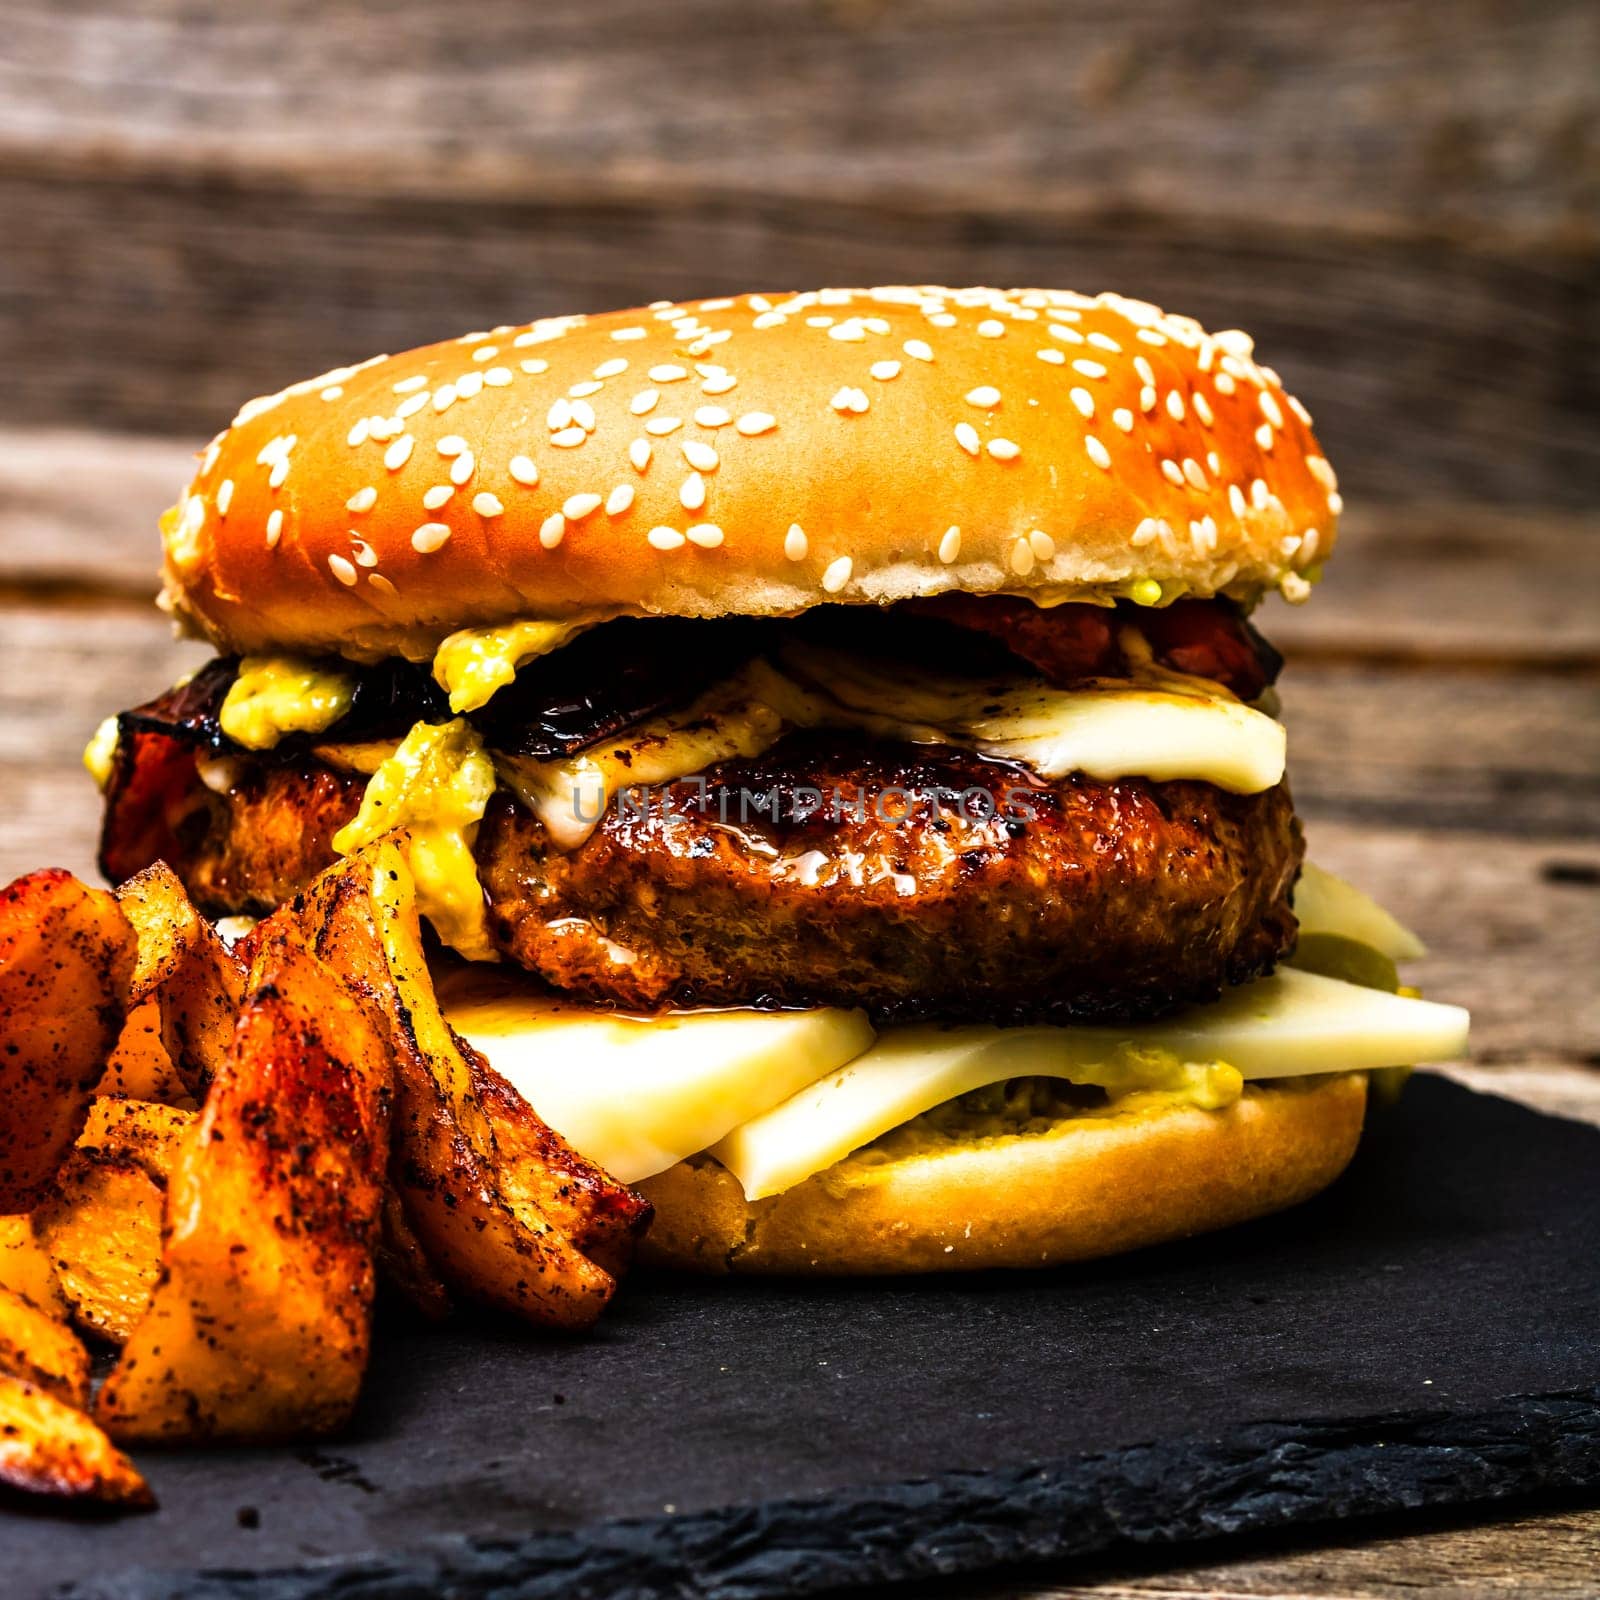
[160, 286, 1342, 662]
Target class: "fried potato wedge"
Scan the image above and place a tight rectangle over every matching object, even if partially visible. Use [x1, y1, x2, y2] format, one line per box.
[96, 940, 391, 1444]
[0, 870, 135, 1212]
[76, 1097, 193, 1184]
[0, 1287, 90, 1407]
[98, 999, 192, 1105]
[117, 862, 246, 1097]
[0, 1374, 154, 1510]
[0, 1217, 66, 1319]
[289, 846, 624, 1329]
[377, 1190, 453, 1322]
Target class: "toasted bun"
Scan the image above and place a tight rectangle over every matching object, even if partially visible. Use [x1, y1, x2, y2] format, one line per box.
[162, 287, 1341, 663]
[635, 1075, 1366, 1274]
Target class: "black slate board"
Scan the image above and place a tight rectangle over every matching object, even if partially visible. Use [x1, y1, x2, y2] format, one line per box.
[13, 1076, 1600, 1600]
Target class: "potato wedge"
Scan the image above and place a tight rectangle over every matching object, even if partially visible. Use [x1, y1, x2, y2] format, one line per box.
[116, 862, 246, 1096]
[95, 939, 392, 1444]
[0, 1216, 66, 1319]
[76, 1097, 193, 1185]
[0, 1287, 90, 1406]
[377, 1190, 452, 1322]
[0, 870, 135, 1212]
[289, 846, 622, 1329]
[98, 999, 192, 1105]
[33, 1157, 166, 1345]
[0, 1374, 154, 1510]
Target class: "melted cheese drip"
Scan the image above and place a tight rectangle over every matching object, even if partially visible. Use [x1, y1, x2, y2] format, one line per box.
[331, 719, 498, 960]
[219, 656, 356, 750]
[83, 715, 121, 790]
[433, 619, 597, 714]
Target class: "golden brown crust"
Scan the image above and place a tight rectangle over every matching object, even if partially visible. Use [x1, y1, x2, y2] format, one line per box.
[162, 288, 1340, 661]
[636, 1075, 1367, 1274]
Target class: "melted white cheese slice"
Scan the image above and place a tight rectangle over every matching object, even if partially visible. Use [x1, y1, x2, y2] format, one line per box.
[713, 970, 1469, 1199]
[443, 978, 874, 1184]
[1293, 861, 1427, 961]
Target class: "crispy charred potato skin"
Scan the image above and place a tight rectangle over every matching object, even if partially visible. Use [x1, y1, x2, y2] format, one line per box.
[0, 1374, 154, 1510]
[0, 1217, 66, 1320]
[0, 1287, 91, 1407]
[287, 846, 628, 1330]
[97, 999, 192, 1105]
[96, 940, 392, 1444]
[0, 870, 136, 1212]
[117, 862, 246, 1097]
[377, 1190, 453, 1322]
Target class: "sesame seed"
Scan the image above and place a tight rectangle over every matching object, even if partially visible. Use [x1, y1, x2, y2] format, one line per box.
[903, 339, 934, 362]
[828, 320, 866, 342]
[785, 524, 808, 561]
[965, 385, 1002, 408]
[471, 346, 499, 362]
[1037, 348, 1067, 366]
[1288, 395, 1313, 426]
[1010, 538, 1035, 576]
[473, 492, 504, 517]
[437, 435, 468, 457]
[569, 380, 604, 399]
[1087, 331, 1122, 353]
[686, 523, 724, 548]
[1228, 483, 1247, 517]
[571, 400, 597, 432]
[629, 438, 653, 472]
[1214, 371, 1237, 395]
[821, 555, 853, 593]
[508, 455, 539, 487]
[268, 458, 290, 489]
[648, 526, 685, 551]
[680, 473, 707, 511]
[929, 313, 958, 328]
[1182, 457, 1208, 490]
[683, 440, 719, 471]
[393, 375, 428, 394]
[1136, 329, 1168, 347]
[1166, 390, 1186, 422]
[217, 479, 234, 515]
[954, 422, 981, 456]
[643, 416, 681, 436]
[701, 374, 738, 397]
[606, 484, 635, 516]
[938, 525, 962, 564]
[347, 421, 370, 448]
[736, 412, 776, 435]
[630, 390, 660, 416]
[1301, 527, 1321, 563]
[612, 327, 648, 341]
[1072, 359, 1108, 380]
[695, 407, 732, 428]
[483, 367, 513, 387]
[1131, 518, 1161, 547]
[411, 523, 451, 554]
[1085, 435, 1112, 470]
[265, 509, 284, 547]
[1133, 355, 1156, 385]
[1111, 407, 1134, 432]
[329, 553, 358, 584]
[432, 385, 458, 412]
[346, 486, 377, 513]
[547, 400, 573, 431]
[1161, 459, 1185, 487]
[594, 358, 630, 380]
[1207, 449, 1221, 474]
[1069, 387, 1095, 418]
[423, 485, 454, 511]
[449, 451, 476, 486]
[551, 427, 587, 447]
[1255, 423, 1275, 451]
[830, 387, 853, 412]
[1029, 529, 1055, 560]
[1140, 386, 1157, 413]
[383, 435, 414, 472]
[845, 388, 869, 414]
[320, 385, 343, 401]
[1049, 324, 1085, 345]
[540, 513, 566, 548]
[456, 372, 484, 399]
[1251, 478, 1270, 508]
[987, 438, 1021, 461]
[1328, 491, 1345, 515]
[564, 492, 602, 520]
[869, 360, 901, 381]
[520, 359, 550, 376]
[369, 573, 397, 597]
[1259, 390, 1284, 428]
[396, 394, 428, 419]
[650, 365, 688, 382]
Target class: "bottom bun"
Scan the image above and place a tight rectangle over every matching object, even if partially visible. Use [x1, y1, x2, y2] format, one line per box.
[637, 1074, 1368, 1274]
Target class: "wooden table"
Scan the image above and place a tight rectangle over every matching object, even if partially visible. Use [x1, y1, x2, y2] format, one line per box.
[1, 428, 1596, 1594]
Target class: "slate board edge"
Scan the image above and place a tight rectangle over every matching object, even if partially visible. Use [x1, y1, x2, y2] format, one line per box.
[57, 1386, 1600, 1600]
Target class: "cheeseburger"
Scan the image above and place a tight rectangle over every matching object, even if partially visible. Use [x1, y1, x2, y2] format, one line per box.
[91, 286, 1468, 1273]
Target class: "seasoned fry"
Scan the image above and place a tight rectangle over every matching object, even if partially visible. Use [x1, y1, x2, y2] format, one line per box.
[290, 845, 625, 1329]
[76, 1097, 193, 1184]
[117, 861, 246, 1096]
[0, 870, 135, 1212]
[0, 1216, 66, 1319]
[0, 1287, 90, 1406]
[98, 998, 192, 1105]
[95, 940, 392, 1444]
[0, 1374, 154, 1509]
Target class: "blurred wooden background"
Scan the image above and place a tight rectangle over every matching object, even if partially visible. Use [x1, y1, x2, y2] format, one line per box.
[1, 4, 1597, 1595]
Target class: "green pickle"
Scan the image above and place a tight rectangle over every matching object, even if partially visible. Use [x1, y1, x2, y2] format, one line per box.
[1286, 933, 1413, 1106]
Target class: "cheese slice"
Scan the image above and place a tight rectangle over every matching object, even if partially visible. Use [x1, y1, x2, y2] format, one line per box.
[443, 977, 875, 1184]
[712, 970, 1470, 1200]
[1293, 861, 1427, 961]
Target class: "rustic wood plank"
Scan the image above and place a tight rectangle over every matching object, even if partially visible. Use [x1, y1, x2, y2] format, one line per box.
[3, 426, 1598, 660]
[2, 0, 1593, 239]
[994, 1502, 1600, 1597]
[0, 172, 1594, 504]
